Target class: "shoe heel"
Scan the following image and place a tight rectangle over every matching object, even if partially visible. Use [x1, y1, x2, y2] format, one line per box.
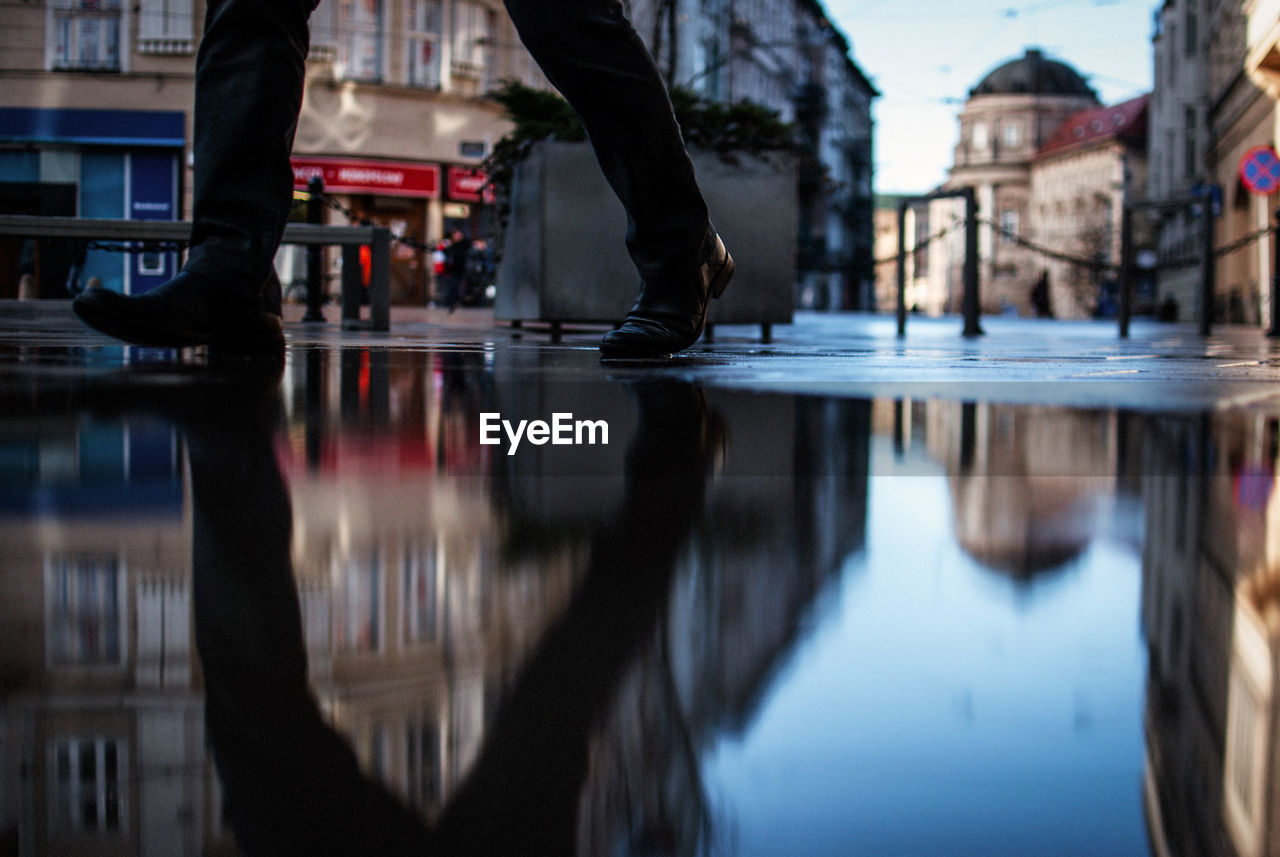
[710, 252, 734, 299]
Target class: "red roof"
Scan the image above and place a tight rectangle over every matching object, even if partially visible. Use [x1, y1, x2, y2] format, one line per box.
[1036, 94, 1149, 159]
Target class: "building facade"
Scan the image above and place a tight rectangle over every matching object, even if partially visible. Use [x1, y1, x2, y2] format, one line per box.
[0, 0, 548, 304]
[627, 0, 878, 310]
[1148, 0, 1216, 322]
[1029, 95, 1150, 319]
[0, 346, 871, 854]
[937, 49, 1102, 316]
[1141, 0, 1280, 328]
[1, 0, 875, 309]
[794, 18, 877, 310]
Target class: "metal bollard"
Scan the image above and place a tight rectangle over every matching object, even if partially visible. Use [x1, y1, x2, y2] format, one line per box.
[303, 177, 326, 322]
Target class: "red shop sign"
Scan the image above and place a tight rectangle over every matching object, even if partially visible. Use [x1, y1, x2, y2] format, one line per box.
[446, 165, 494, 204]
[292, 157, 440, 198]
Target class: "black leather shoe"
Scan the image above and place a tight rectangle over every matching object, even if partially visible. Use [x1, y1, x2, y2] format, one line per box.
[600, 228, 734, 359]
[73, 270, 284, 351]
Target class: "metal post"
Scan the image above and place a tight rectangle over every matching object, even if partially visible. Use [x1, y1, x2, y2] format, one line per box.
[960, 401, 976, 473]
[1200, 196, 1215, 337]
[896, 199, 908, 338]
[304, 349, 325, 472]
[961, 188, 983, 337]
[303, 176, 326, 322]
[892, 398, 905, 456]
[369, 226, 391, 332]
[1118, 204, 1133, 339]
[370, 349, 390, 427]
[341, 244, 362, 324]
[340, 349, 362, 423]
[1269, 210, 1280, 338]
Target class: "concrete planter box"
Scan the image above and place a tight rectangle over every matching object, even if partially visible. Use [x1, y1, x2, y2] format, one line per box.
[494, 140, 795, 338]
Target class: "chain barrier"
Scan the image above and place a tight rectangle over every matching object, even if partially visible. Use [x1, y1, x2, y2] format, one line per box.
[309, 193, 444, 255]
[83, 240, 187, 254]
[883, 214, 1280, 276]
[872, 218, 966, 267]
[59, 192, 1280, 279]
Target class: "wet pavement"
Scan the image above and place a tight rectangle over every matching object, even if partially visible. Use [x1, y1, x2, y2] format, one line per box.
[4, 300, 1280, 855]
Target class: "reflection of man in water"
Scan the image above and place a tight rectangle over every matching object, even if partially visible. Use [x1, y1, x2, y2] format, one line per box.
[72, 0, 732, 358]
[186, 372, 717, 853]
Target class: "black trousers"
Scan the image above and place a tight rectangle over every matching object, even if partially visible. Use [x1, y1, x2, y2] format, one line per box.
[184, 0, 710, 291]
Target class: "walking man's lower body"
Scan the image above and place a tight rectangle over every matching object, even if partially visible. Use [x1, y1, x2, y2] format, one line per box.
[73, 0, 733, 358]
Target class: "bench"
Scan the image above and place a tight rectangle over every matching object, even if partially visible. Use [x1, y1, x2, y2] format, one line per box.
[0, 215, 393, 331]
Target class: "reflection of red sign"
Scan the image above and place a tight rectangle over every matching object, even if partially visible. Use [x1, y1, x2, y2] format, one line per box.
[292, 157, 440, 198]
[1240, 147, 1280, 195]
[446, 165, 494, 203]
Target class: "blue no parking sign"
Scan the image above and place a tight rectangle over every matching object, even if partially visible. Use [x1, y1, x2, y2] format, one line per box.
[1240, 146, 1280, 195]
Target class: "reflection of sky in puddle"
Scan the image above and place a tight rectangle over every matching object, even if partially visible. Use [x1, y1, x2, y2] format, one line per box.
[704, 450, 1147, 856]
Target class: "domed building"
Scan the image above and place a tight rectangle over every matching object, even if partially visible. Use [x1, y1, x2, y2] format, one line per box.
[931, 49, 1100, 315]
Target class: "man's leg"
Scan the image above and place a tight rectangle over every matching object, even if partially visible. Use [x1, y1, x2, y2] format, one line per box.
[504, 0, 735, 357]
[73, 0, 315, 349]
[185, 0, 314, 285]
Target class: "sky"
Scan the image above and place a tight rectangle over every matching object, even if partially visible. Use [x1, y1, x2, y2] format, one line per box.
[822, 0, 1157, 193]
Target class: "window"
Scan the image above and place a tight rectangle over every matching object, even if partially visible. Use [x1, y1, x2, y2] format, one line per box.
[336, 546, 382, 653]
[48, 555, 122, 666]
[1000, 209, 1019, 244]
[137, 252, 165, 277]
[1184, 106, 1197, 179]
[50, 738, 126, 834]
[1227, 671, 1262, 822]
[50, 0, 123, 71]
[337, 0, 383, 81]
[450, 0, 491, 83]
[402, 541, 439, 644]
[406, 715, 442, 809]
[1185, 1, 1197, 56]
[406, 0, 442, 88]
[136, 0, 193, 54]
[309, 0, 338, 60]
[1003, 123, 1019, 148]
[135, 577, 190, 688]
[971, 122, 988, 151]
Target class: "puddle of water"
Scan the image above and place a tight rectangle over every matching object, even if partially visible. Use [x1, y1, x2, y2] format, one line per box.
[0, 345, 1270, 857]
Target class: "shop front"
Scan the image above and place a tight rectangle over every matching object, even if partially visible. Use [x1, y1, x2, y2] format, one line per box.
[0, 108, 184, 299]
[290, 155, 492, 306]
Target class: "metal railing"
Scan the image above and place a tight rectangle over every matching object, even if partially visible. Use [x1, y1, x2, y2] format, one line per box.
[0, 214, 393, 332]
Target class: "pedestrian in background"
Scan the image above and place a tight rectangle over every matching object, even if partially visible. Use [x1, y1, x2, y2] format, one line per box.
[440, 229, 471, 312]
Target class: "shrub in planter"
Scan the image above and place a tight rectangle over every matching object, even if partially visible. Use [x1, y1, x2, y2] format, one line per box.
[484, 81, 798, 333]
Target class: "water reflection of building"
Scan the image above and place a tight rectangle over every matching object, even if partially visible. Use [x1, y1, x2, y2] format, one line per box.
[1221, 415, 1280, 857]
[935, 402, 1116, 578]
[571, 397, 873, 854]
[1141, 413, 1280, 857]
[874, 398, 1119, 579]
[0, 349, 874, 855]
[0, 413, 201, 856]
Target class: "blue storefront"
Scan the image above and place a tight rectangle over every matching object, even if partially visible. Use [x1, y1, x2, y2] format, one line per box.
[0, 108, 185, 297]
